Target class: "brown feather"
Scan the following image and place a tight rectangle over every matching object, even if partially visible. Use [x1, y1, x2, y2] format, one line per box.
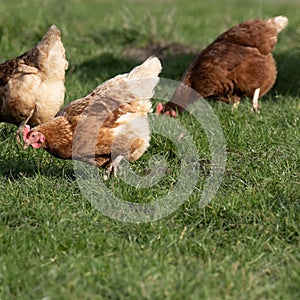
[0, 25, 68, 127]
[24, 57, 162, 171]
[161, 16, 288, 113]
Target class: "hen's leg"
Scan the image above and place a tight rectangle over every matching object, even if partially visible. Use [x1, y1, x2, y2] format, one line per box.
[16, 108, 35, 143]
[251, 88, 261, 113]
[231, 96, 241, 112]
[104, 155, 124, 179]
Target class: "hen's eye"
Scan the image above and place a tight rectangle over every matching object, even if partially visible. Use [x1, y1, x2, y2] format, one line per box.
[31, 134, 35, 138]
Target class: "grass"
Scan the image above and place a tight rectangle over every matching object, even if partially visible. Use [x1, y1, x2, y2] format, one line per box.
[0, 0, 300, 299]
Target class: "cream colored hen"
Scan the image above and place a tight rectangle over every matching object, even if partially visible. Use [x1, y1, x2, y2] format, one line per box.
[23, 57, 162, 176]
[0, 25, 68, 136]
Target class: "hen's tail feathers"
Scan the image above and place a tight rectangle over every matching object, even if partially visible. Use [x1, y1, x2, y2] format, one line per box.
[268, 16, 288, 33]
[127, 56, 162, 80]
[34, 25, 68, 72]
[37, 25, 61, 53]
[126, 56, 162, 102]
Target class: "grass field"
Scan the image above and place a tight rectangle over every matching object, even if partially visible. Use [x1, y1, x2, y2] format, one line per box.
[0, 0, 300, 299]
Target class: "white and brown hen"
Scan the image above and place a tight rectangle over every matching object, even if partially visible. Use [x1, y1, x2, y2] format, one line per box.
[0, 25, 68, 136]
[23, 57, 162, 175]
[157, 16, 288, 115]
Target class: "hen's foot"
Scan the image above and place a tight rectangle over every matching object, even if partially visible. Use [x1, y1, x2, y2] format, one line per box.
[104, 155, 124, 180]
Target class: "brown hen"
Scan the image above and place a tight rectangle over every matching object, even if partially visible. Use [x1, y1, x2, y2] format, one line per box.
[23, 57, 162, 175]
[157, 16, 288, 115]
[0, 25, 68, 135]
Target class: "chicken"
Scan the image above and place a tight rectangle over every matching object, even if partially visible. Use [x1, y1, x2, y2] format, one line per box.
[22, 57, 162, 175]
[157, 16, 288, 115]
[0, 25, 68, 138]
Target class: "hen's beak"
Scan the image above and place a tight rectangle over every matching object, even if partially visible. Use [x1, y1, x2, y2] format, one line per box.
[23, 143, 29, 150]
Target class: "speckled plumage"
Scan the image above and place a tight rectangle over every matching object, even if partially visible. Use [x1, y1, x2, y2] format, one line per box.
[23, 57, 162, 172]
[159, 16, 288, 114]
[0, 25, 68, 127]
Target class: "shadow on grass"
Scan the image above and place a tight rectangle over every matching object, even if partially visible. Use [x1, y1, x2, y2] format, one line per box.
[72, 52, 140, 84]
[85, 27, 201, 80]
[0, 124, 75, 181]
[71, 39, 200, 85]
[122, 41, 199, 80]
[0, 151, 75, 181]
[69, 28, 150, 83]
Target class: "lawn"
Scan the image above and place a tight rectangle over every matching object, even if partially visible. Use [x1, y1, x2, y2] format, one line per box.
[0, 0, 300, 299]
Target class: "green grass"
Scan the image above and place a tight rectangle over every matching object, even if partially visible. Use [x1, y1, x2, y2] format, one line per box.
[1, 0, 300, 299]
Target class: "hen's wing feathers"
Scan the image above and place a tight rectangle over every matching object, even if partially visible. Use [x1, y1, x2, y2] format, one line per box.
[59, 56, 162, 117]
[215, 17, 288, 55]
[214, 19, 276, 54]
[58, 91, 135, 118]
[0, 25, 62, 84]
[0, 54, 36, 87]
